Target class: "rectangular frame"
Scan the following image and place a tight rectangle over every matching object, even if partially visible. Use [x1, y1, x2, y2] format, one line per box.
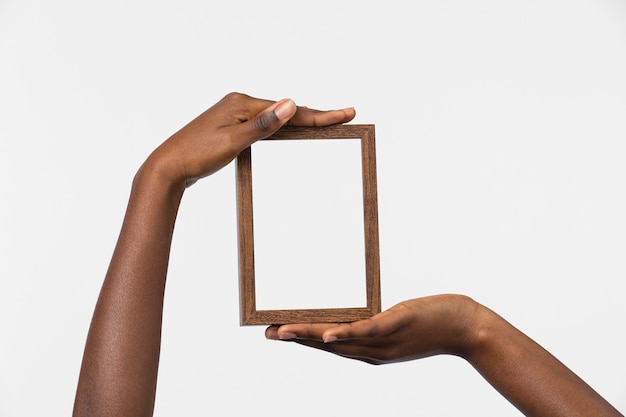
[236, 124, 380, 325]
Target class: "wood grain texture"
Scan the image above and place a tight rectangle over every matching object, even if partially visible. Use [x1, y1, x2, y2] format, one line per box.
[236, 124, 381, 325]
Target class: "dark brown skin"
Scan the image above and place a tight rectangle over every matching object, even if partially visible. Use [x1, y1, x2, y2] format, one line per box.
[71, 92, 356, 417]
[73, 92, 622, 417]
[266, 295, 623, 417]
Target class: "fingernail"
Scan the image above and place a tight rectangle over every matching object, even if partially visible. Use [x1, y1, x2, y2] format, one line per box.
[279, 331, 297, 340]
[274, 99, 296, 121]
[323, 335, 337, 343]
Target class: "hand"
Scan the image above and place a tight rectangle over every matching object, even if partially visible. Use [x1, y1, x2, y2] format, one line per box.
[265, 294, 480, 364]
[143, 92, 356, 188]
[266, 295, 624, 417]
[72, 92, 355, 417]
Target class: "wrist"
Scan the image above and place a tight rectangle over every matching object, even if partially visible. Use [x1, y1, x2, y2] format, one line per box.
[133, 155, 186, 208]
[458, 299, 506, 362]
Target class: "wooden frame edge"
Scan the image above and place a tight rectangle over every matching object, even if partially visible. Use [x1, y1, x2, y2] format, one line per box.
[236, 124, 380, 325]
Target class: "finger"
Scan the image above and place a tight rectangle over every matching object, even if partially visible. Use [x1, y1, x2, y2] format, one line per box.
[289, 107, 356, 127]
[265, 325, 356, 357]
[322, 307, 406, 342]
[265, 326, 282, 340]
[268, 323, 340, 341]
[227, 98, 297, 150]
[267, 322, 393, 365]
[267, 310, 399, 343]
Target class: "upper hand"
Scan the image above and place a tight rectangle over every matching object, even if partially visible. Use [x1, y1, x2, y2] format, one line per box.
[265, 294, 481, 365]
[143, 92, 356, 189]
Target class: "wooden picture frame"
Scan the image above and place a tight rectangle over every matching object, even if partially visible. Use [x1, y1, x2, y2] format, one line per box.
[236, 124, 381, 325]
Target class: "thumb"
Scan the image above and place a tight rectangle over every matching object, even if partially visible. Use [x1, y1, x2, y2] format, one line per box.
[233, 98, 297, 148]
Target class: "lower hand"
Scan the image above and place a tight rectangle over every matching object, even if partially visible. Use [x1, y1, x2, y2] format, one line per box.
[265, 294, 481, 364]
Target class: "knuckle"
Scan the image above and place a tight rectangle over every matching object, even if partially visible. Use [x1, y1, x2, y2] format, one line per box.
[221, 92, 253, 114]
[253, 111, 278, 133]
[222, 91, 247, 103]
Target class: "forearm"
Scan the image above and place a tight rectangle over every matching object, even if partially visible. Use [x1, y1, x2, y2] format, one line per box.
[72, 94, 354, 416]
[73, 160, 184, 417]
[466, 305, 622, 417]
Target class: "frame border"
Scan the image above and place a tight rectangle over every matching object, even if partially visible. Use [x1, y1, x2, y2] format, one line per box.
[236, 124, 381, 325]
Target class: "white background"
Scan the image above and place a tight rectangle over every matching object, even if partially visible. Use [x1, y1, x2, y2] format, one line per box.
[1, 1, 625, 416]
[252, 139, 367, 310]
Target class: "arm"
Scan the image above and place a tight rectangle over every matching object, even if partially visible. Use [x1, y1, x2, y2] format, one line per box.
[266, 294, 623, 417]
[72, 92, 356, 417]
